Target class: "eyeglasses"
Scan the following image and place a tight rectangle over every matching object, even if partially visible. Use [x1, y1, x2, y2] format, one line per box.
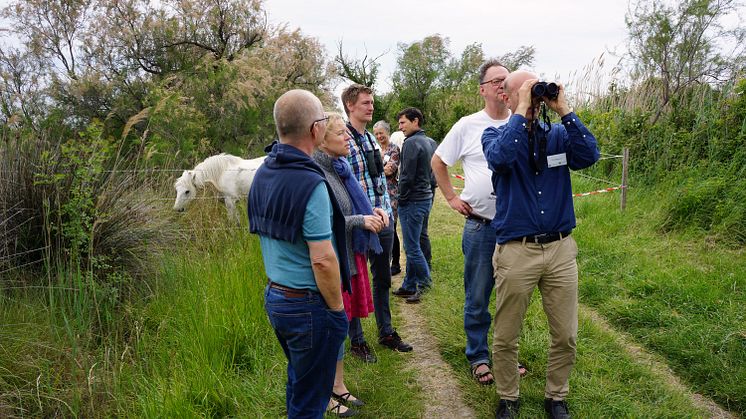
[480, 77, 506, 86]
[310, 115, 329, 132]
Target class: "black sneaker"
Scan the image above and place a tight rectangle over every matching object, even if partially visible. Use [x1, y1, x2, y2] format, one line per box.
[392, 287, 416, 297]
[390, 266, 402, 275]
[405, 291, 421, 304]
[349, 342, 377, 363]
[544, 399, 570, 419]
[496, 399, 520, 419]
[378, 331, 413, 352]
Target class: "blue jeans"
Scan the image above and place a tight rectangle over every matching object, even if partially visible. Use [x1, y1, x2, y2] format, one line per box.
[462, 219, 497, 366]
[264, 285, 348, 418]
[399, 200, 432, 292]
[419, 198, 433, 266]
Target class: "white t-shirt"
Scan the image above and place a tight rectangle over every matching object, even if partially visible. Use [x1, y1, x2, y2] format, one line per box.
[435, 109, 510, 220]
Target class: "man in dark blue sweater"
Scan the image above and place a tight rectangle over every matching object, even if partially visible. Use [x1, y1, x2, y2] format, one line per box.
[248, 89, 349, 418]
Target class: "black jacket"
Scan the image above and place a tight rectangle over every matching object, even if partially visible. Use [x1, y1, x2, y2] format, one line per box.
[399, 130, 437, 203]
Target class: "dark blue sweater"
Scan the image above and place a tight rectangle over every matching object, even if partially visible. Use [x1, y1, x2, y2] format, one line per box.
[248, 142, 351, 293]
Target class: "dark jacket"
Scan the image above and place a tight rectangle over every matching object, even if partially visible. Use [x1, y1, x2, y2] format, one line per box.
[399, 130, 437, 203]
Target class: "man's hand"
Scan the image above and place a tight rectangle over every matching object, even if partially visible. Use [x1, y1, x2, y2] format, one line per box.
[544, 83, 572, 117]
[447, 195, 472, 216]
[515, 78, 538, 118]
[363, 215, 383, 233]
[431, 154, 473, 216]
[373, 207, 390, 227]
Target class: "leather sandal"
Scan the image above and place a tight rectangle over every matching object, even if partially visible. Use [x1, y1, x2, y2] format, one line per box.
[332, 391, 365, 407]
[471, 363, 494, 385]
[327, 400, 358, 417]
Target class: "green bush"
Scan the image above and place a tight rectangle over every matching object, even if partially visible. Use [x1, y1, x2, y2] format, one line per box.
[1, 123, 177, 296]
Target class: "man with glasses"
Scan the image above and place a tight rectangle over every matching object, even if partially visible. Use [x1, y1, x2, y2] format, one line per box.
[248, 89, 350, 417]
[341, 84, 413, 362]
[431, 60, 528, 386]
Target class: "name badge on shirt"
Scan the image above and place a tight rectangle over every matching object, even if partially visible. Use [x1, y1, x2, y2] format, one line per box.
[547, 153, 567, 168]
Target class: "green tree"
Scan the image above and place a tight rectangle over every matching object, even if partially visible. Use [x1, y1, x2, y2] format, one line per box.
[626, 0, 745, 123]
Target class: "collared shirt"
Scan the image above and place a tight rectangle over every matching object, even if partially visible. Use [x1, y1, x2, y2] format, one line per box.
[346, 124, 393, 217]
[481, 112, 600, 244]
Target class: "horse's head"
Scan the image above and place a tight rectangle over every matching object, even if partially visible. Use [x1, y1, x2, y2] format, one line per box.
[173, 170, 197, 212]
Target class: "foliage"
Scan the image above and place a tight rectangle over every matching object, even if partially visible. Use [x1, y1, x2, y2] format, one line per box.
[625, 0, 746, 123]
[0, 0, 336, 164]
[570, 179, 746, 415]
[0, 123, 177, 288]
[334, 40, 384, 88]
[377, 35, 535, 140]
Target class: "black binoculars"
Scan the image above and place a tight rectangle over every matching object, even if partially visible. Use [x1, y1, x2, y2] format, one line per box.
[531, 82, 559, 100]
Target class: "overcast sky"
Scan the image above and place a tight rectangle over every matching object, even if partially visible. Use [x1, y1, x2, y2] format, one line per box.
[264, 0, 632, 93]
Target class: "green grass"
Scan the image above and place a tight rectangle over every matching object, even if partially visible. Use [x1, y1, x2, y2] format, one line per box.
[112, 227, 423, 418]
[421, 172, 742, 418]
[2, 174, 744, 417]
[572, 177, 746, 415]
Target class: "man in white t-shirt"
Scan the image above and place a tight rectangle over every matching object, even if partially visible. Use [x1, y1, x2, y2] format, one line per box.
[432, 59, 526, 385]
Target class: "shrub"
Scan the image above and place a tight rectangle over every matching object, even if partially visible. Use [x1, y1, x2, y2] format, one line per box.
[1, 122, 177, 293]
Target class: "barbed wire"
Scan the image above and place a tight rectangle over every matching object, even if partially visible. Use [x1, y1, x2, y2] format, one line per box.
[0, 259, 45, 275]
[598, 155, 624, 161]
[0, 246, 50, 262]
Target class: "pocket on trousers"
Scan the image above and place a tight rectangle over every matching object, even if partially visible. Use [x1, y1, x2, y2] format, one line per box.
[269, 311, 313, 351]
[464, 219, 483, 234]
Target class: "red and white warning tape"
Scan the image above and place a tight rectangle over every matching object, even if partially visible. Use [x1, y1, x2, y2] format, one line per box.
[452, 173, 625, 198]
[573, 186, 625, 197]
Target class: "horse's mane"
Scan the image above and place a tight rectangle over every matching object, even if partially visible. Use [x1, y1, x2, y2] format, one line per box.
[192, 153, 244, 188]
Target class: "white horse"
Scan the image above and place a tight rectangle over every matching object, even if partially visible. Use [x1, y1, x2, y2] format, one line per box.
[173, 153, 264, 219]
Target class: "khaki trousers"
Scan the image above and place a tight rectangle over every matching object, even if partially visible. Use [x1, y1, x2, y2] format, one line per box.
[491, 236, 578, 400]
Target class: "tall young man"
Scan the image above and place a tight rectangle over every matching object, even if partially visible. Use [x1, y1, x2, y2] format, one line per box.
[342, 84, 413, 361]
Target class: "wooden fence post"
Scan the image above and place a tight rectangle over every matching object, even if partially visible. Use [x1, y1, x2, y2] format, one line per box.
[620, 147, 629, 211]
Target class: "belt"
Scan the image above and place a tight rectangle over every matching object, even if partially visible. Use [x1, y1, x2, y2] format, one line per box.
[466, 214, 492, 225]
[512, 231, 571, 244]
[268, 281, 313, 298]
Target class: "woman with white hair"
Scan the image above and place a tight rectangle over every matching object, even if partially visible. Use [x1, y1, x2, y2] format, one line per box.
[373, 120, 402, 276]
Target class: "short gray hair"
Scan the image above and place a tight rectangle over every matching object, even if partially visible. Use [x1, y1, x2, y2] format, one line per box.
[373, 120, 390, 134]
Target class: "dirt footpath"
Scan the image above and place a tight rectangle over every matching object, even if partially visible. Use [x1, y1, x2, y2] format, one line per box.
[394, 273, 476, 418]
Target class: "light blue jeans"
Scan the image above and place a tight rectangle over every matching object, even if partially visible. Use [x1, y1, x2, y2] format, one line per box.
[462, 218, 497, 366]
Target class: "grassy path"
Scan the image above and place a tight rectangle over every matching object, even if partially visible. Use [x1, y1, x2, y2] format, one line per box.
[579, 305, 735, 419]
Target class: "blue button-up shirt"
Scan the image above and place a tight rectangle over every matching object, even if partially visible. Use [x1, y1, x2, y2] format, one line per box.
[481, 112, 600, 244]
[346, 124, 393, 217]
